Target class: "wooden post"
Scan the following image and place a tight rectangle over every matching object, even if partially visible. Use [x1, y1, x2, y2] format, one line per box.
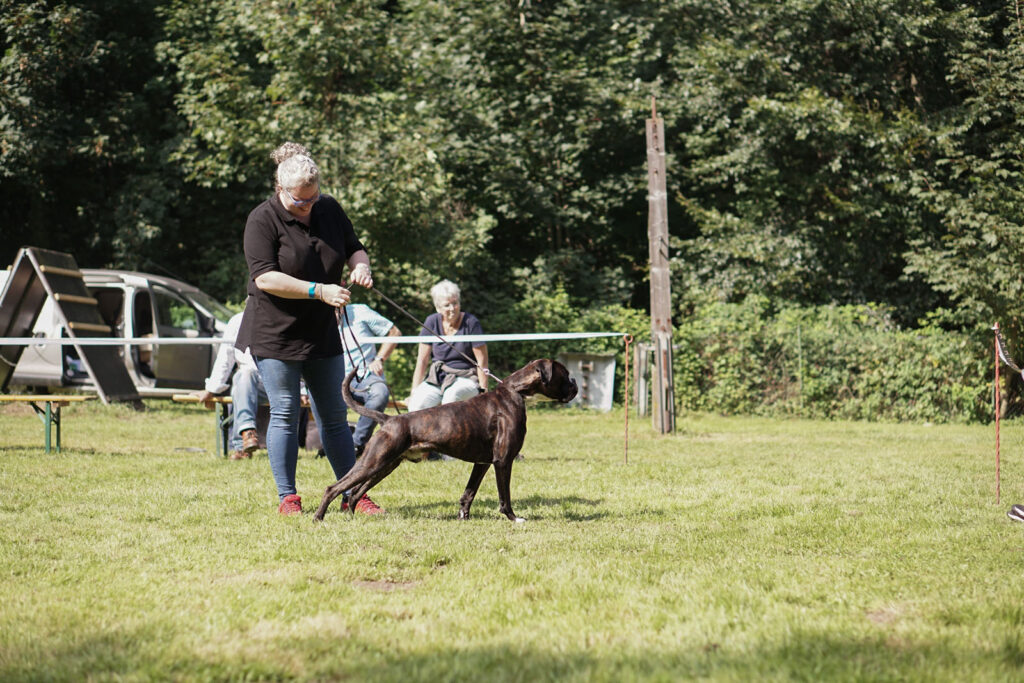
[646, 97, 675, 433]
[634, 342, 650, 417]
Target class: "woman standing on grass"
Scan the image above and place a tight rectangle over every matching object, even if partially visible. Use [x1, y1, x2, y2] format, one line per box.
[235, 142, 383, 516]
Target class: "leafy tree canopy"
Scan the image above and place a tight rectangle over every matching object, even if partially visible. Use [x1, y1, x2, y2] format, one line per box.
[2, 0, 1023, 344]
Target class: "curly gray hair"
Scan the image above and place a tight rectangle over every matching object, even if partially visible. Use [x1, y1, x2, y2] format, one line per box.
[271, 142, 319, 190]
[430, 279, 461, 309]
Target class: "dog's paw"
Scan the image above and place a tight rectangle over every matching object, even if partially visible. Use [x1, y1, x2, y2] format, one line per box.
[514, 517, 526, 523]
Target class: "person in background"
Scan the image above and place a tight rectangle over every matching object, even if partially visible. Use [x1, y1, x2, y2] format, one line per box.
[192, 309, 264, 458]
[194, 305, 266, 460]
[338, 303, 401, 458]
[407, 279, 489, 411]
[235, 141, 382, 516]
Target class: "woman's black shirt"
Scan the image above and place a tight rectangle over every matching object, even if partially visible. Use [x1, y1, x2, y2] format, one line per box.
[236, 194, 365, 361]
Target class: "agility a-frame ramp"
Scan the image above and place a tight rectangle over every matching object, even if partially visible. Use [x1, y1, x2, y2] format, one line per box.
[0, 247, 140, 404]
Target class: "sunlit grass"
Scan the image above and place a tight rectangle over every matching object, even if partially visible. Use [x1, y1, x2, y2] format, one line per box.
[2, 400, 1023, 681]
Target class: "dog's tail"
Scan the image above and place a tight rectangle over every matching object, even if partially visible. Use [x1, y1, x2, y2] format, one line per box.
[342, 368, 391, 425]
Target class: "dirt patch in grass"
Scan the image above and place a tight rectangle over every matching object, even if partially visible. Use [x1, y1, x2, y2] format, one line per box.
[1, 403, 37, 416]
[866, 604, 909, 626]
[353, 579, 419, 592]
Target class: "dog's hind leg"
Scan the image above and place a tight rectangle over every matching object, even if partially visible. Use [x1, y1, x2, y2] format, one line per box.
[458, 463, 491, 520]
[346, 456, 403, 513]
[314, 448, 405, 520]
[313, 469, 367, 521]
[314, 429, 411, 520]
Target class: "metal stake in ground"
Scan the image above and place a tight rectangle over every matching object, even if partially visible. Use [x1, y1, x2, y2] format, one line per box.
[995, 322, 1002, 505]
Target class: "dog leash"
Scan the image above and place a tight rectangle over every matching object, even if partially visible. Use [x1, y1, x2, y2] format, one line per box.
[339, 305, 369, 383]
[366, 285, 503, 385]
[338, 303, 406, 415]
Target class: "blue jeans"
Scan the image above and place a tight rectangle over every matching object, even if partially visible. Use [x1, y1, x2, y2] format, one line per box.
[348, 373, 390, 449]
[254, 354, 355, 501]
[229, 364, 267, 452]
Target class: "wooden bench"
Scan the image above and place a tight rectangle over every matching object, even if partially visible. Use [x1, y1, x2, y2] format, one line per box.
[0, 394, 96, 453]
[172, 394, 407, 458]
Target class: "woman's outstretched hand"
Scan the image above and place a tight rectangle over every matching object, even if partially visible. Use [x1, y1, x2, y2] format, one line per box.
[319, 283, 351, 308]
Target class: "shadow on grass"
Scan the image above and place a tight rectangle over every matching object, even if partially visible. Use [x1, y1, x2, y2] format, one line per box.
[0, 445, 152, 458]
[0, 445, 50, 456]
[341, 493, 608, 522]
[5, 628, 1023, 681]
[316, 488, 683, 523]
[514, 449, 634, 463]
[0, 445, 108, 456]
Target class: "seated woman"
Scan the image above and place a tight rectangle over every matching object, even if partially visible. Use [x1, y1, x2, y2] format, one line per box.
[407, 279, 489, 411]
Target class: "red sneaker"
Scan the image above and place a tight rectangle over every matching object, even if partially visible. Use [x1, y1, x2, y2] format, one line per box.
[278, 494, 302, 515]
[341, 495, 384, 515]
[355, 496, 384, 515]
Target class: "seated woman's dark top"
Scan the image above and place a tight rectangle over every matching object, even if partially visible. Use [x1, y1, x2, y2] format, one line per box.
[420, 311, 484, 370]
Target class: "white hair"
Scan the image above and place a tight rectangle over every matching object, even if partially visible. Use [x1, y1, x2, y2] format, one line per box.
[271, 142, 319, 190]
[430, 279, 461, 309]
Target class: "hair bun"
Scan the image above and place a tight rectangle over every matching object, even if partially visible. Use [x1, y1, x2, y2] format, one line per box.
[271, 142, 310, 165]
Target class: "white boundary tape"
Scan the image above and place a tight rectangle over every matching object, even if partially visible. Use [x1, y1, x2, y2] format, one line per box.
[0, 332, 625, 346]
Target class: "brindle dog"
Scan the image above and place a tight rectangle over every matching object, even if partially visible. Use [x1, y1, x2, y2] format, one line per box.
[313, 359, 578, 522]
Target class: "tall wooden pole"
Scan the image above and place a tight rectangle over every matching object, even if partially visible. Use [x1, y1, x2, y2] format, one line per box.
[646, 97, 675, 433]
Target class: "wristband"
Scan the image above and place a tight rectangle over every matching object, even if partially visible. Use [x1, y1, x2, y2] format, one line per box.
[308, 282, 317, 299]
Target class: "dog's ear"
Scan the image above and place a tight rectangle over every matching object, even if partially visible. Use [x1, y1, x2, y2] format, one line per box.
[537, 359, 551, 385]
[507, 359, 545, 395]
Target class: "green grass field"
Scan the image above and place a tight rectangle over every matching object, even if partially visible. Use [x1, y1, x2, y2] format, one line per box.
[2, 399, 1023, 681]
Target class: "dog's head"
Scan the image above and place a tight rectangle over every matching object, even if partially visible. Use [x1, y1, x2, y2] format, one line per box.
[504, 359, 578, 403]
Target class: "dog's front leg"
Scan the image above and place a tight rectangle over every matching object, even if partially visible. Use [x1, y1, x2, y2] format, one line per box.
[458, 462, 491, 520]
[492, 461, 523, 522]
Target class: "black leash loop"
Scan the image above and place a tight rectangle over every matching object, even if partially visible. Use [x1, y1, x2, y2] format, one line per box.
[338, 302, 406, 414]
[339, 305, 369, 383]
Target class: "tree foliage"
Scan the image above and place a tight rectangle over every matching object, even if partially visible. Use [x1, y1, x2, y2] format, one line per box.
[0, 0, 175, 269]
[661, 0, 990, 323]
[2, 0, 1023, 353]
[901, 4, 1024, 338]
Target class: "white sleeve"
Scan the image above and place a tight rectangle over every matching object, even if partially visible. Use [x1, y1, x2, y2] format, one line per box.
[204, 313, 241, 393]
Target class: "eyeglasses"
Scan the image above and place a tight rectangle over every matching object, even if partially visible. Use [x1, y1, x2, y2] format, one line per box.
[284, 187, 321, 208]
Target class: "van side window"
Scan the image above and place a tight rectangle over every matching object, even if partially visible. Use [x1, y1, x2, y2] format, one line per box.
[133, 290, 155, 378]
[134, 291, 154, 337]
[152, 285, 199, 333]
[91, 288, 125, 332]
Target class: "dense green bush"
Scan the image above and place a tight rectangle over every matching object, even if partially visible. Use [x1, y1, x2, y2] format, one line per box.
[378, 291, 992, 423]
[674, 298, 991, 423]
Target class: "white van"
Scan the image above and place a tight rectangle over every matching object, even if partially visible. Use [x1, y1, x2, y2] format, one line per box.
[1, 269, 233, 396]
